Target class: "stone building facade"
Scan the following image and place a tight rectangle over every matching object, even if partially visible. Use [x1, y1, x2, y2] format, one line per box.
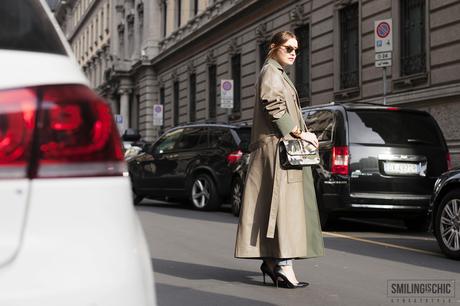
[56, 0, 460, 166]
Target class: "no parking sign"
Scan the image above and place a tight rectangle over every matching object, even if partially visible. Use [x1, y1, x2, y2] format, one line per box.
[374, 19, 393, 53]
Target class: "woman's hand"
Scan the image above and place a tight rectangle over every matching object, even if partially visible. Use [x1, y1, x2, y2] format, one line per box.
[300, 131, 319, 148]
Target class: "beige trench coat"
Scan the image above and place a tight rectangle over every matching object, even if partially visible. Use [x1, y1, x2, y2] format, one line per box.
[234, 58, 324, 259]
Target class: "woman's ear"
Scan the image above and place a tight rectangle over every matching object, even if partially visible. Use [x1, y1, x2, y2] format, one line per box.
[270, 43, 275, 50]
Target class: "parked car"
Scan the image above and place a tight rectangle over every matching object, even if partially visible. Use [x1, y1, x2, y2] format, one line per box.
[302, 102, 450, 231]
[430, 168, 460, 259]
[230, 152, 250, 216]
[0, 1, 156, 305]
[128, 123, 251, 210]
[122, 128, 142, 150]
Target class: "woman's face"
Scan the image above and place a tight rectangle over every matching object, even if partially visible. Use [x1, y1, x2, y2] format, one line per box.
[273, 38, 298, 67]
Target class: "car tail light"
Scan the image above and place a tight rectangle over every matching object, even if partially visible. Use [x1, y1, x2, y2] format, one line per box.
[447, 152, 452, 170]
[0, 85, 125, 179]
[227, 150, 243, 165]
[0, 88, 37, 179]
[331, 146, 349, 175]
[387, 107, 399, 111]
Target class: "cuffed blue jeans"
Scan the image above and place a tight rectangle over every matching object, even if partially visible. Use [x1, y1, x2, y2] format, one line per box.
[263, 258, 293, 266]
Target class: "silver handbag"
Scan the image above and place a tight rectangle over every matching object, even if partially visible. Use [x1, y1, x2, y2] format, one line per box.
[279, 139, 320, 169]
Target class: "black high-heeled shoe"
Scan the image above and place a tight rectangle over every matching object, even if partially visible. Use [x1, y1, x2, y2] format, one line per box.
[260, 262, 282, 287]
[273, 266, 309, 289]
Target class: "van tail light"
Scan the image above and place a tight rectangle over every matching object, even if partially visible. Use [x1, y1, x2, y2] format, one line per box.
[227, 150, 243, 165]
[447, 152, 452, 170]
[331, 146, 349, 175]
[0, 85, 125, 179]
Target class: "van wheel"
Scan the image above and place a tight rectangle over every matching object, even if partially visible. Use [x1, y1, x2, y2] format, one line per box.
[190, 173, 220, 211]
[231, 176, 243, 216]
[434, 190, 460, 260]
[404, 216, 430, 232]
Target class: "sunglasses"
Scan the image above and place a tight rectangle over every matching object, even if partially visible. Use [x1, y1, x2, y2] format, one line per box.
[281, 45, 299, 55]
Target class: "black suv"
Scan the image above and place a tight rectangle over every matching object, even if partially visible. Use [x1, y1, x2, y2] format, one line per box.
[302, 103, 450, 230]
[128, 123, 251, 210]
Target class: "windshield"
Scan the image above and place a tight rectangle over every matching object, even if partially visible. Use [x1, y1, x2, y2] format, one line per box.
[347, 110, 444, 146]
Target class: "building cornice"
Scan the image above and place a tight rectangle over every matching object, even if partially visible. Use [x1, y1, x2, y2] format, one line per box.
[151, 0, 290, 72]
[66, 0, 104, 42]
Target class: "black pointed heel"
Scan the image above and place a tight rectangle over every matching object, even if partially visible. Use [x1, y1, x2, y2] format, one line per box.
[260, 262, 281, 287]
[273, 266, 309, 289]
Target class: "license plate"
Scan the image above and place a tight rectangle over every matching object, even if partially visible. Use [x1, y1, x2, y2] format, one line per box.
[383, 162, 419, 175]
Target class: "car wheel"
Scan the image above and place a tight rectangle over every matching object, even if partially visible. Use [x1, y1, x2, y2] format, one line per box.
[231, 176, 243, 216]
[434, 190, 460, 260]
[129, 173, 143, 206]
[404, 216, 430, 232]
[190, 173, 220, 211]
[133, 194, 144, 206]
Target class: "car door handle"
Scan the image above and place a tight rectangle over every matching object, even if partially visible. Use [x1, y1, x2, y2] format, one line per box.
[166, 154, 178, 159]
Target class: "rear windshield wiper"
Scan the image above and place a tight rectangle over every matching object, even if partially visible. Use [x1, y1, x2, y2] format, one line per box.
[407, 138, 434, 145]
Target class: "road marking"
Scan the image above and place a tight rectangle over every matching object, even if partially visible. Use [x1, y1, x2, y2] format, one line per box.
[323, 231, 442, 257]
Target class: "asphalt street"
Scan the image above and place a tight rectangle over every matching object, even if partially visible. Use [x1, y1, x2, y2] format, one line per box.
[137, 200, 460, 306]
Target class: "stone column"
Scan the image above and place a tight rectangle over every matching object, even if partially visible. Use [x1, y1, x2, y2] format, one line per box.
[118, 88, 131, 134]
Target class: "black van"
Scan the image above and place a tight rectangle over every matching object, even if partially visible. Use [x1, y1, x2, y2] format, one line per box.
[303, 102, 451, 230]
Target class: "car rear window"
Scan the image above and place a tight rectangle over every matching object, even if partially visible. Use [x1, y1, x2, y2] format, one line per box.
[347, 110, 444, 146]
[234, 127, 251, 152]
[0, 0, 66, 54]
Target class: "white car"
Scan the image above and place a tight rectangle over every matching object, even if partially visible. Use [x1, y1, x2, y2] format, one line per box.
[0, 1, 156, 305]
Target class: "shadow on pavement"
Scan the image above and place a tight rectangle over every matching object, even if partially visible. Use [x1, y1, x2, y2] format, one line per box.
[323, 235, 460, 274]
[152, 258, 262, 286]
[155, 283, 278, 306]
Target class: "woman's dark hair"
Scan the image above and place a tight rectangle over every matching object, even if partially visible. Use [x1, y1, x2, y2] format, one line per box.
[267, 31, 297, 59]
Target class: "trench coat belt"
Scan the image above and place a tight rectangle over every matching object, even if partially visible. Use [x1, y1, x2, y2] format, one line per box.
[266, 138, 282, 239]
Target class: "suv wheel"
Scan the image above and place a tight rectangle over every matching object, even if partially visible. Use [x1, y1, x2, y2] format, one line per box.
[190, 173, 220, 211]
[403, 216, 430, 232]
[434, 190, 460, 260]
[231, 176, 243, 216]
[130, 173, 143, 206]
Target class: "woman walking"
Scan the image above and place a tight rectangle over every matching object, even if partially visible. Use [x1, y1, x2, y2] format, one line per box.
[234, 31, 324, 288]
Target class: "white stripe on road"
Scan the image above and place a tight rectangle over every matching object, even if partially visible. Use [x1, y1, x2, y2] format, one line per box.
[323, 231, 442, 257]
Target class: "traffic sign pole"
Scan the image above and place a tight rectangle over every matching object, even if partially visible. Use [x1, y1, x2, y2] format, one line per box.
[383, 67, 387, 105]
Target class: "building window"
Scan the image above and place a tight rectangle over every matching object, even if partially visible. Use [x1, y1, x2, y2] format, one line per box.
[160, 87, 165, 127]
[259, 40, 270, 69]
[294, 25, 310, 104]
[162, 1, 167, 37]
[176, 0, 182, 29]
[160, 87, 165, 105]
[189, 73, 196, 122]
[400, 0, 426, 76]
[193, 0, 199, 15]
[339, 3, 359, 89]
[231, 54, 241, 114]
[173, 81, 179, 126]
[208, 64, 217, 120]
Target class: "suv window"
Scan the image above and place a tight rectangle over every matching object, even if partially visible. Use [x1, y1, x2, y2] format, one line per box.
[347, 110, 443, 146]
[234, 127, 251, 152]
[153, 129, 183, 154]
[175, 127, 208, 150]
[210, 128, 235, 148]
[0, 0, 66, 54]
[304, 110, 336, 142]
